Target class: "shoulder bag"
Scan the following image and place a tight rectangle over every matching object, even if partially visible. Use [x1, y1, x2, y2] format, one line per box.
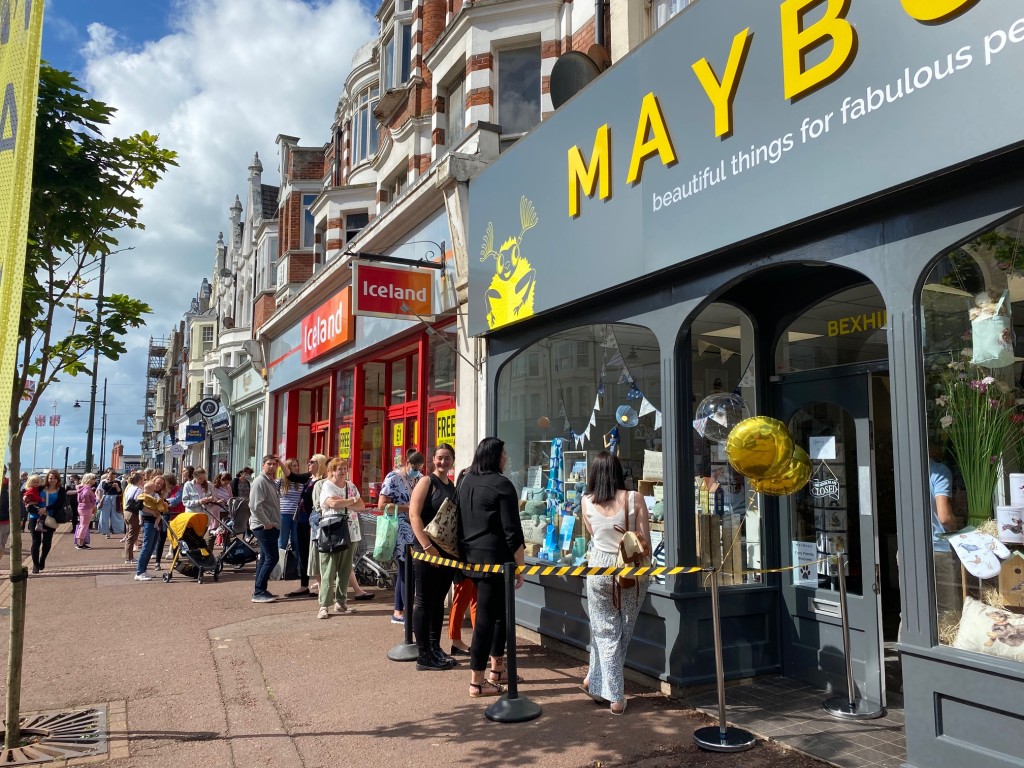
[613, 491, 650, 608]
[316, 484, 351, 554]
[424, 476, 459, 556]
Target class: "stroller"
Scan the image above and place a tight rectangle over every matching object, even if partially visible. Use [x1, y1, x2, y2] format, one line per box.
[215, 497, 259, 571]
[353, 512, 398, 590]
[162, 512, 220, 584]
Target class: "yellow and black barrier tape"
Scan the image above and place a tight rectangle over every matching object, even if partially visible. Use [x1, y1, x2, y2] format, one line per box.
[412, 549, 835, 579]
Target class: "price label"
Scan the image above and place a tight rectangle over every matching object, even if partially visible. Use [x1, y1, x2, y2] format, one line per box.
[392, 422, 404, 447]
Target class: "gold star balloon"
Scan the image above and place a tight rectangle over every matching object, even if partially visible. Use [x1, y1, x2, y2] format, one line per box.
[725, 416, 794, 480]
[752, 446, 812, 496]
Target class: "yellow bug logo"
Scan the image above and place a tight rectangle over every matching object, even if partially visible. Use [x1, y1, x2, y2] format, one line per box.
[480, 196, 538, 330]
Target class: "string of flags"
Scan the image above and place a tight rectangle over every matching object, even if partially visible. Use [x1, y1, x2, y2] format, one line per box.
[565, 327, 663, 449]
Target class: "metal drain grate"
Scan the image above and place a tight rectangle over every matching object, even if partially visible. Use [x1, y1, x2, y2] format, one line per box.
[0, 706, 108, 765]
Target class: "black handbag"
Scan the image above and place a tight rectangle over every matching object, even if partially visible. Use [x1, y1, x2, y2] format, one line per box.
[316, 514, 351, 553]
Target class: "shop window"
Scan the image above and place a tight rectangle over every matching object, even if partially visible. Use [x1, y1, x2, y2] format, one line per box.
[364, 362, 385, 407]
[775, 285, 888, 374]
[336, 369, 354, 420]
[391, 358, 407, 404]
[497, 45, 541, 150]
[920, 210, 1024, 662]
[690, 303, 761, 585]
[429, 326, 457, 396]
[497, 323, 661, 565]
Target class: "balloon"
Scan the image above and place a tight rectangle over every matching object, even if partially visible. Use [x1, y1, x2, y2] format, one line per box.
[536, 416, 551, 430]
[694, 393, 749, 443]
[752, 447, 811, 496]
[725, 416, 794, 480]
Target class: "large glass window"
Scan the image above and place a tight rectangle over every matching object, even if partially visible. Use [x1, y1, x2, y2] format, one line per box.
[497, 46, 540, 149]
[921, 210, 1024, 663]
[497, 324, 661, 565]
[429, 325, 456, 396]
[690, 304, 761, 584]
[382, 24, 411, 90]
[352, 86, 380, 165]
[446, 72, 466, 149]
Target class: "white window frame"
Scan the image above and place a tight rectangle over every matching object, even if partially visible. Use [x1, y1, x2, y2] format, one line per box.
[352, 86, 380, 165]
[445, 71, 466, 149]
[201, 325, 214, 354]
[382, 19, 412, 91]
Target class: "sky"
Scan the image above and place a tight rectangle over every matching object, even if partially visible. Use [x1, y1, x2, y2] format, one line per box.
[29, 0, 377, 473]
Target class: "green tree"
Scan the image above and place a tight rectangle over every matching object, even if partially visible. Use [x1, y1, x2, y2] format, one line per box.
[4, 65, 177, 748]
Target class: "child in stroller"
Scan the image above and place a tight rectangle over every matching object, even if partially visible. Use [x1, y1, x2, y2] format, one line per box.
[216, 496, 259, 570]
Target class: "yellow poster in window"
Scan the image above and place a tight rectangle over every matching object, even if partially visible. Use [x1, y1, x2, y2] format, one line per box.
[436, 408, 456, 443]
[338, 427, 351, 460]
[392, 422, 404, 448]
[0, 1, 45, 472]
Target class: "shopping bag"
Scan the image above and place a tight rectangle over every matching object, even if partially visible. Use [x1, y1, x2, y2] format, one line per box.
[374, 504, 399, 561]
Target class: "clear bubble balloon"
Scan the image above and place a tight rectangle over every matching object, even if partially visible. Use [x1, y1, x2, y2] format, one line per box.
[694, 393, 750, 443]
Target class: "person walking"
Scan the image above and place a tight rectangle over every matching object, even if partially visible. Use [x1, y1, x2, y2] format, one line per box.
[123, 471, 144, 564]
[457, 437, 525, 698]
[315, 458, 363, 619]
[580, 451, 652, 715]
[249, 455, 281, 603]
[96, 468, 125, 539]
[409, 443, 459, 670]
[75, 473, 99, 549]
[33, 470, 66, 573]
[378, 450, 425, 624]
[134, 476, 168, 581]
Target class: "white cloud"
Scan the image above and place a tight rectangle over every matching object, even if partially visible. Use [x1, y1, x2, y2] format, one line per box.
[33, 0, 377, 470]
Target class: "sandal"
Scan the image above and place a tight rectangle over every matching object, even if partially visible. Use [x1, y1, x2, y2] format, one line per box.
[488, 668, 523, 684]
[580, 682, 606, 704]
[469, 679, 504, 698]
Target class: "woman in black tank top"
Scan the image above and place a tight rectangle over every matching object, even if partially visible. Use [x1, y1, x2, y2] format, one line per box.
[409, 443, 458, 671]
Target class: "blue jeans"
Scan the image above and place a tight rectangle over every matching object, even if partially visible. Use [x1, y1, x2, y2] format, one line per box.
[253, 527, 279, 596]
[97, 497, 125, 535]
[136, 517, 158, 575]
[278, 513, 299, 551]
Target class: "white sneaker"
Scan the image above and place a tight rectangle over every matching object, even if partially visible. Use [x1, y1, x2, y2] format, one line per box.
[134, 574, 153, 582]
[317, 607, 329, 619]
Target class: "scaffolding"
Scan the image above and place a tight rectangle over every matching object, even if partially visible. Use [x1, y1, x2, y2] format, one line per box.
[142, 336, 169, 455]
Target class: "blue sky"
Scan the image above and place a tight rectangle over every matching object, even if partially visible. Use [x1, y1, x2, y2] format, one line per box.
[30, 0, 377, 471]
[43, 0, 171, 74]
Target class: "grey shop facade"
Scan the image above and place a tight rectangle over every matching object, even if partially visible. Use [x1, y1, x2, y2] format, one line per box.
[467, 2, 1024, 767]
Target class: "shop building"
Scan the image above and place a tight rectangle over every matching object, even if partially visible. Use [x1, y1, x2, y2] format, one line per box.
[468, 2, 1024, 767]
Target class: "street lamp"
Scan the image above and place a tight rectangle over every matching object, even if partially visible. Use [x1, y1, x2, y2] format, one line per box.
[74, 378, 107, 472]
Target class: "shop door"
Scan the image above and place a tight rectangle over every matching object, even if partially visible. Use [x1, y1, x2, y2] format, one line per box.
[310, 425, 329, 458]
[386, 415, 418, 472]
[775, 371, 886, 706]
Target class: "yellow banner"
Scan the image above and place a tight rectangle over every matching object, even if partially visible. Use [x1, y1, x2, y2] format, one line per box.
[337, 427, 351, 460]
[435, 408, 456, 443]
[0, 1, 45, 470]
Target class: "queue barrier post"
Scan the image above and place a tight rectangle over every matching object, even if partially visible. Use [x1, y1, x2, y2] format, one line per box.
[484, 562, 542, 723]
[693, 568, 757, 753]
[387, 544, 419, 662]
[823, 552, 885, 720]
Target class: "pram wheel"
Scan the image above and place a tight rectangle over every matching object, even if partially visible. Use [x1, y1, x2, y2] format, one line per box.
[162, 573, 171, 583]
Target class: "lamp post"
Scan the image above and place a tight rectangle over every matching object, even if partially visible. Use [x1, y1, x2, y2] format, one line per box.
[75, 377, 107, 472]
[85, 252, 107, 473]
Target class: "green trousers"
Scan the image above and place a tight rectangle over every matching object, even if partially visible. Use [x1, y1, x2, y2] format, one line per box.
[318, 546, 355, 608]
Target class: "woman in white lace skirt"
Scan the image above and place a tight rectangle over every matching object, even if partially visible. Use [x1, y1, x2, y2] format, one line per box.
[581, 451, 651, 715]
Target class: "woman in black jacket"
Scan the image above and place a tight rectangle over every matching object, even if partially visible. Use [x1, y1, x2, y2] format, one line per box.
[34, 470, 66, 573]
[457, 437, 525, 698]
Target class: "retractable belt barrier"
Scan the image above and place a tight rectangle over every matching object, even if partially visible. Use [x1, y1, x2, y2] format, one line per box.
[411, 549, 832, 579]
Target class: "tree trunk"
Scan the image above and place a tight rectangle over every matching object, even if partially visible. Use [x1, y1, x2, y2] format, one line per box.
[5, 428, 27, 749]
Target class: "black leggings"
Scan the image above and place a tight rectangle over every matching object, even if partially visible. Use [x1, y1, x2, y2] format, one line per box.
[295, 521, 311, 587]
[412, 551, 454, 655]
[31, 528, 55, 569]
[469, 574, 507, 672]
[155, 515, 170, 562]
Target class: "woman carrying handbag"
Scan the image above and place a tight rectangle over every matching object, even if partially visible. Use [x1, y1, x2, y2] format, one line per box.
[315, 458, 363, 619]
[580, 451, 652, 715]
[409, 443, 459, 671]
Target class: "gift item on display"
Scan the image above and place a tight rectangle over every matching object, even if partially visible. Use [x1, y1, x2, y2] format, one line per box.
[995, 506, 1024, 544]
[953, 596, 1024, 662]
[969, 291, 1015, 369]
[1009, 473, 1024, 507]
[949, 530, 1011, 579]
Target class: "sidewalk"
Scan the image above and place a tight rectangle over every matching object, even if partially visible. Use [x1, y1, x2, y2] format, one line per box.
[0, 526, 829, 768]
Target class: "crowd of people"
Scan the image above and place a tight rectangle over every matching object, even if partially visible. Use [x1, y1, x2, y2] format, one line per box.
[0, 438, 651, 713]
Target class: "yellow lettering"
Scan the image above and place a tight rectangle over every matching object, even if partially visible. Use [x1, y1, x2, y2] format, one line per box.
[780, 0, 857, 101]
[828, 320, 839, 336]
[839, 318, 851, 335]
[900, 0, 978, 23]
[567, 123, 611, 218]
[692, 28, 753, 138]
[626, 92, 677, 185]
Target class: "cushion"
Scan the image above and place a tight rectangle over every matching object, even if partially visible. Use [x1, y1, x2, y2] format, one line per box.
[952, 596, 1024, 662]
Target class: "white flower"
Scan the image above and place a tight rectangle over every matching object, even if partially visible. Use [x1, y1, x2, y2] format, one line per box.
[940, 415, 953, 429]
[982, 376, 996, 386]
[935, 396, 948, 407]
[961, 348, 973, 358]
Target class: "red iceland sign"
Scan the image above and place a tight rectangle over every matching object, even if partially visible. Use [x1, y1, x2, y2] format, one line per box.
[300, 286, 354, 363]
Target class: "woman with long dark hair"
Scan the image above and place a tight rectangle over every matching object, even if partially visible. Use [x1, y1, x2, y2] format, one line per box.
[33, 470, 66, 572]
[580, 450, 651, 714]
[457, 437, 524, 698]
[409, 442, 458, 670]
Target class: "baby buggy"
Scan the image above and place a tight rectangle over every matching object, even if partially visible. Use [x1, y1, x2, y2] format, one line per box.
[162, 511, 220, 584]
[353, 512, 398, 590]
[216, 497, 259, 571]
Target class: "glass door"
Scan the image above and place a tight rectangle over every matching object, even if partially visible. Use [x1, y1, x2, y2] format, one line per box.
[775, 371, 886, 705]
